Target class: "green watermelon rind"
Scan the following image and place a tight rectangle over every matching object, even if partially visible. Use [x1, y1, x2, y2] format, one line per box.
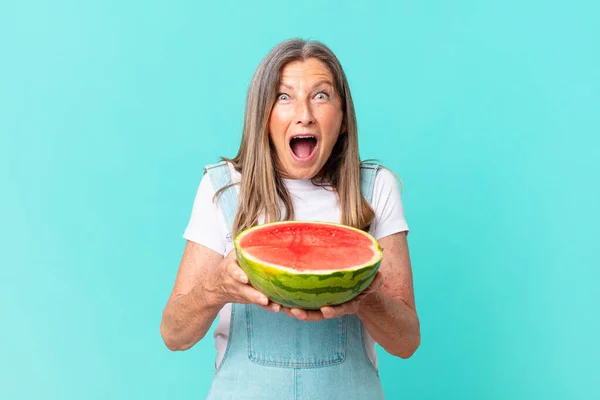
[233, 221, 383, 310]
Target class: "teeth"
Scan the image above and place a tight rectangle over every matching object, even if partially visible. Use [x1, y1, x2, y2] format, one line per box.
[293, 135, 316, 139]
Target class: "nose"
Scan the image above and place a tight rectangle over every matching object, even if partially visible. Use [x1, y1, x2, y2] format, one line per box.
[294, 98, 315, 125]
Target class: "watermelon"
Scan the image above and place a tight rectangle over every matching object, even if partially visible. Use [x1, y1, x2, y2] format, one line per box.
[233, 221, 383, 310]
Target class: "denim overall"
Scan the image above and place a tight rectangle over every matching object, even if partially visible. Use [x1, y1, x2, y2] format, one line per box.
[204, 161, 385, 400]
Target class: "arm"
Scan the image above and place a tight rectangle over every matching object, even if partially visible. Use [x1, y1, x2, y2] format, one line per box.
[159, 241, 223, 351]
[356, 231, 420, 358]
[160, 241, 280, 351]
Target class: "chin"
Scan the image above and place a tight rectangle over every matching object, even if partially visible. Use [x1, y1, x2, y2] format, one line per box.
[282, 163, 320, 180]
[287, 170, 315, 180]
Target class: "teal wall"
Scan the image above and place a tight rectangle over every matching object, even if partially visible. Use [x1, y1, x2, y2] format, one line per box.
[1, 1, 598, 399]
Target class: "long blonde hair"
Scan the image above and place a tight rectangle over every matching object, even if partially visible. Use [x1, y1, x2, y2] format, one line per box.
[220, 38, 375, 235]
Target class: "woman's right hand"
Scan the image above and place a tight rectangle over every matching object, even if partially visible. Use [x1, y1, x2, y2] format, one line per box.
[201, 250, 281, 313]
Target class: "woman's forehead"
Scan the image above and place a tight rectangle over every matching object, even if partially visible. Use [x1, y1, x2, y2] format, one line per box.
[279, 59, 334, 86]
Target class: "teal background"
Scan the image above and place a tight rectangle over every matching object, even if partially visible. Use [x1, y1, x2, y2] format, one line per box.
[1, 0, 598, 399]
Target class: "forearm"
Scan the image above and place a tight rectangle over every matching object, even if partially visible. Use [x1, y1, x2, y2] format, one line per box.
[357, 291, 420, 358]
[160, 285, 222, 351]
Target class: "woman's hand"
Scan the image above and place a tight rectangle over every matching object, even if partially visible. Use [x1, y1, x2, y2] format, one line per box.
[202, 250, 281, 313]
[280, 271, 385, 322]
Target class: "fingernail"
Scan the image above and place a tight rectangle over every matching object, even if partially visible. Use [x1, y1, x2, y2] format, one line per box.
[258, 296, 268, 305]
[239, 273, 248, 283]
[273, 304, 281, 312]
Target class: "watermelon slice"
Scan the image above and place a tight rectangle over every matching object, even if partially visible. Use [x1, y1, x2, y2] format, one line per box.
[234, 221, 383, 310]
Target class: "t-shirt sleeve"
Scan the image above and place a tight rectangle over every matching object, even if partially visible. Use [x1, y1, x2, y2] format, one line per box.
[182, 173, 228, 256]
[369, 167, 410, 240]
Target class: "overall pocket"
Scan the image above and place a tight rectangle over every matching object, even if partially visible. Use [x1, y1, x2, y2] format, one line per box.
[246, 305, 347, 368]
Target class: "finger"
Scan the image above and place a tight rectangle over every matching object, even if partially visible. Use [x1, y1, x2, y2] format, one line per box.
[321, 299, 359, 318]
[281, 306, 323, 321]
[371, 272, 384, 290]
[226, 260, 248, 284]
[290, 308, 324, 322]
[225, 249, 237, 259]
[238, 284, 269, 306]
[361, 273, 384, 296]
[320, 305, 345, 319]
[303, 310, 326, 322]
[289, 308, 306, 320]
[354, 292, 369, 302]
[281, 307, 295, 318]
[260, 302, 281, 313]
[320, 306, 337, 319]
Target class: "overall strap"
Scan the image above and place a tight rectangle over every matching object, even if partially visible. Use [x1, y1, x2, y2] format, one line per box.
[203, 161, 239, 234]
[359, 162, 381, 203]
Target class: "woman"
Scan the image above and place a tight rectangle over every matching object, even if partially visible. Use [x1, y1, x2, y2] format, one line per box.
[160, 38, 420, 399]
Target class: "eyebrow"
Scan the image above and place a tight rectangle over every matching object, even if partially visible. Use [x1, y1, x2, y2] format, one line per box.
[278, 79, 334, 90]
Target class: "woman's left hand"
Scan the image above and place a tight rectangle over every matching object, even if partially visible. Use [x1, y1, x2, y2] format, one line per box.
[280, 271, 384, 322]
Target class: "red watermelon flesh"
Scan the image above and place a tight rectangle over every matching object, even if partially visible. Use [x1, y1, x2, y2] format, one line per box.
[237, 222, 376, 271]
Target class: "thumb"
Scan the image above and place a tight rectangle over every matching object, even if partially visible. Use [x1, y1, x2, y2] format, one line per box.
[366, 272, 384, 294]
[225, 249, 237, 259]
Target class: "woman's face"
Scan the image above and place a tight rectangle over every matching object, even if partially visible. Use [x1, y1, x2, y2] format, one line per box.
[268, 58, 344, 180]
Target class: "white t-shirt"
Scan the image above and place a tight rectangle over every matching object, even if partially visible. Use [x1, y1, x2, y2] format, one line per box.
[183, 162, 409, 369]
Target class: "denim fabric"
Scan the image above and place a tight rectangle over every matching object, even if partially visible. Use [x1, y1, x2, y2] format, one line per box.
[204, 161, 385, 400]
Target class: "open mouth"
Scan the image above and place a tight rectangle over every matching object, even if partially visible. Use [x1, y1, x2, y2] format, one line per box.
[289, 135, 318, 160]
